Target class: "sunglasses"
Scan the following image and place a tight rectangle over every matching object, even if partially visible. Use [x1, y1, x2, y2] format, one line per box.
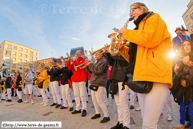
[130, 7, 140, 14]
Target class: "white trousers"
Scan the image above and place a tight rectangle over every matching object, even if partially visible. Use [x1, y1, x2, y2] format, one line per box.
[50, 81, 61, 104]
[87, 80, 91, 95]
[7, 88, 11, 100]
[70, 88, 75, 100]
[91, 87, 109, 117]
[114, 82, 130, 128]
[129, 88, 135, 106]
[73, 81, 87, 110]
[1, 90, 5, 99]
[33, 85, 40, 96]
[164, 89, 172, 116]
[138, 82, 168, 129]
[17, 89, 22, 99]
[40, 88, 48, 104]
[103, 87, 108, 106]
[61, 84, 73, 107]
[45, 88, 50, 98]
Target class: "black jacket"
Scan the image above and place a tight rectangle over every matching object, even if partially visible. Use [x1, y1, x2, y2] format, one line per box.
[87, 56, 108, 87]
[5, 77, 12, 88]
[60, 67, 72, 85]
[47, 66, 61, 82]
[16, 75, 22, 87]
[171, 61, 193, 102]
[105, 53, 128, 82]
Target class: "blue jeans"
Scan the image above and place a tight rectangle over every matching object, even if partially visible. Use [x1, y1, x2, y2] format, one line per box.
[180, 102, 193, 129]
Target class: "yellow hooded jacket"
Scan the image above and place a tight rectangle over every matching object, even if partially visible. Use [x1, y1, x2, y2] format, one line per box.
[38, 70, 48, 89]
[123, 13, 172, 88]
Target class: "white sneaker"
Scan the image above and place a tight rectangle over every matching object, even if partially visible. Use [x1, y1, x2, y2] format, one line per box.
[135, 107, 141, 111]
[31, 100, 34, 104]
[167, 115, 172, 121]
[24, 100, 29, 103]
[40, 102, 44, 105]
[43, 103, 49, 106]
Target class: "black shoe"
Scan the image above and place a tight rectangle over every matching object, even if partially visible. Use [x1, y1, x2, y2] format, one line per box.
[48, 97, 50, 99]
[123, 126, 130, 129]
[6, 99, 12, 102]
[61, 98, 63, 100]
[72, 100, 75, 103]
[81, 110, 87, 117]
[56, 104, 61, 108]
[91, 114, 101, 119]
[50, 103, 57, 106]
[72, 110, 81, 114]
[86, 101, 88, 103]
[100, 117, 110, 123]
[1, 99, 5, 101]
[111, 122, 123, 129]
[18, 99, 23, 103]
[88, 95, 91, 97]
[185, 121, 191, 128]
[38, 95, 42, 97]
[69, 107, 73, 111]
[130, 105, 134, 109]
[60, 106, 68, 109]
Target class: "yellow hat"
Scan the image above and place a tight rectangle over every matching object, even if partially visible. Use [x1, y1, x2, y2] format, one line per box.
[26, 67, 30, 70]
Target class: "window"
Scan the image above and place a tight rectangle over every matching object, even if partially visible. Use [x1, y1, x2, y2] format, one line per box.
[24, 49, 28, 52]
[35, 53, 37, 56]
[23, 66, 26, 69]
[24, 60, 27, 63]
[19, 48, 23, 51]
[4, 57, 11, 62]
[5, 44, 12, 50]
[11, 70, 15, 73]
[5, 63, 10, 68]
[29, 61, 33, 66]
[34, 57, 37, 60]
[18, 59, 22, 62]
[30, 56, 33, 60]
[24, 55, 27, 58]
[30, 51, 33, 55]
[19, 53, 22, 57]
[49, 61, 51, 63]
[13, 46, 17, 50]
[12, 64, 16, 68]
[34, 67, 37, 71]
[18, 65, 21, 68]
[186, 15, 189, 21]
[12, 58, 16, 62]
[5, 50, 11, 56]
[13, 52, 17, 55]
[34, 62, 37, 65]
[189, 23, 192, 29]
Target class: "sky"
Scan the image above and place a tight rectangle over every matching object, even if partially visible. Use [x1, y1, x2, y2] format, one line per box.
[0, 0, 189, 60]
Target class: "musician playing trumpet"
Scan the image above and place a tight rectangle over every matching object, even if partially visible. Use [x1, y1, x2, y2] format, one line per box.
[85, 51, 110, 123]
[67, 50, 88, 117]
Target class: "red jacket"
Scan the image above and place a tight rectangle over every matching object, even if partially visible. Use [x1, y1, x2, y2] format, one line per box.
[67, 57, 87, 82]
[88, 73, 91, 80]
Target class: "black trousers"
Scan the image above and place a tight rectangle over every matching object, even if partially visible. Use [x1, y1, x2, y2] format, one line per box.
[106, 80, 114, 99]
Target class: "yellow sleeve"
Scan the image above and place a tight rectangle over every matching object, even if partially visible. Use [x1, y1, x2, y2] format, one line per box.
[123, 13, 165, 48]
[38, 70, 47, 81]
[119, 45, 130, 63]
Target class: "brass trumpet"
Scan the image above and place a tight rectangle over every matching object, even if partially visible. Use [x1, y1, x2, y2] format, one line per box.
[89, 45, 110, 57]
[60, 56, 76, 61]
[74, 59, 95, 71]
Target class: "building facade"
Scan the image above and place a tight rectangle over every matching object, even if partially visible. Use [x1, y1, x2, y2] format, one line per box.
[182, 0, 193, 34]
[0, 40, 39, 73]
